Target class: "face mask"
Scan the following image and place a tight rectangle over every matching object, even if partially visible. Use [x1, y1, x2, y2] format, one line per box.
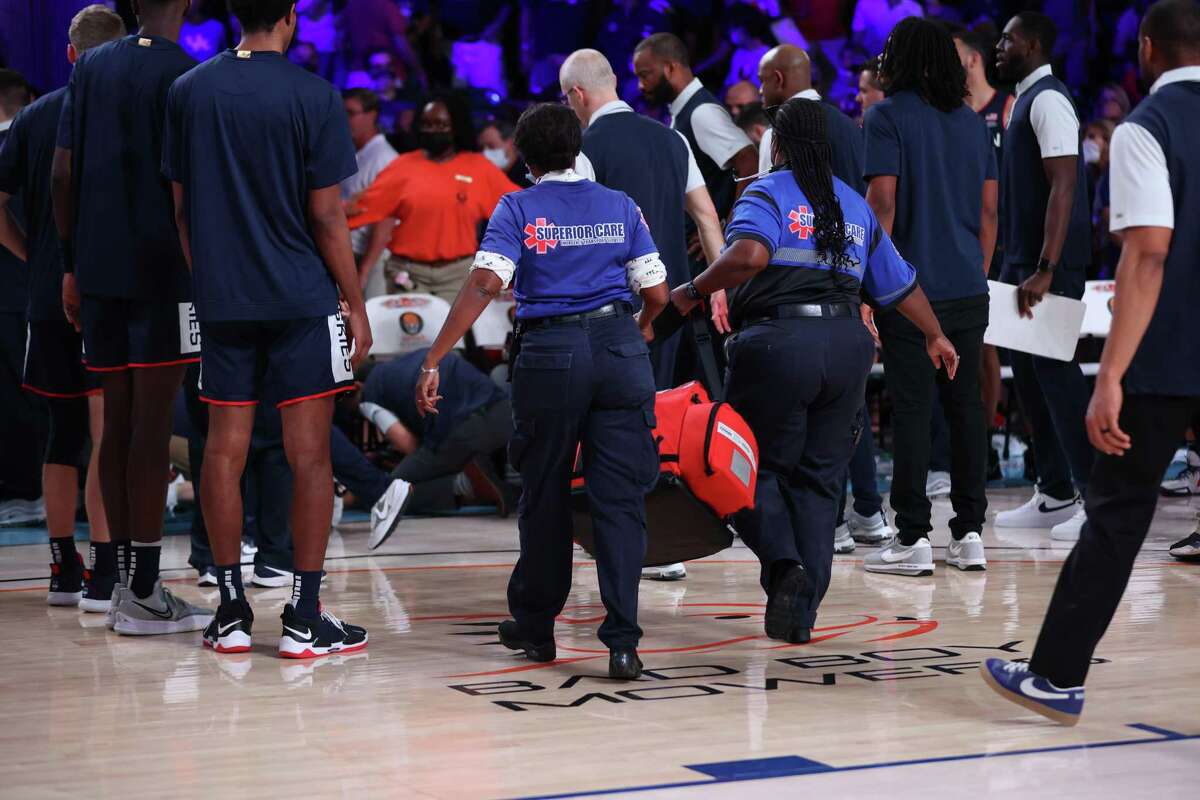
[419, 131, 454, 158]
[483, 147, 510, 170]
[1082, 139, 1102, 165]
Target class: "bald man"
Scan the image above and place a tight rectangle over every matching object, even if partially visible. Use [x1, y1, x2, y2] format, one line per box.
[724, 80, 758, 119]
[757, 45, 865, 194]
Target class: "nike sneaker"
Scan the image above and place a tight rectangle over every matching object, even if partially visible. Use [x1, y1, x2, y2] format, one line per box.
[112, 580, 213, 636]
[834, 524, 856, 554]
[202, 599, 254, 653]
[369, 478, 413, 550]
[925, 471, 952, 498]
[251, 564, 293, 588]
[994, 491, 1080, 529]
[1160, 451, 1200, 496]
[0, 496, 46, 527]
[197, 566, 218, 587]
[1169, 525, 1200, 562]
[945, 531, 987, 571]
[278, 603, 368, 659]
[642, 563, 687, 581]
[47, 553, 84, 606]
[1051, 507, 1087, 542]
[105, 585, 126, 630]
[980, 658, 1083, 726]
[863, 536, 934, 576]
[80, 566, 117, 613]
[241, 538, 258, 558]
[847, 508, 893, 544]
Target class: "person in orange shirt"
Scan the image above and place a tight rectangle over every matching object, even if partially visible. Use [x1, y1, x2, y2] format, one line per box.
[349, 94, 519, 301]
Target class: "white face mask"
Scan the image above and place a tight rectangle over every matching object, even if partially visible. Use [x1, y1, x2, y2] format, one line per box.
[483, 147, 510, 170]
[1082, 139, 1102, 165]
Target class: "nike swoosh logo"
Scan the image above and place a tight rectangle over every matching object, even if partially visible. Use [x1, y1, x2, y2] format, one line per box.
[284, 625, 312, 640]
[1019, 677, 1072, 700]
[218, 620, 243, 635]
[879, 549, 913, 563]
[132, 601, 176, 619]
[1038, 500, 1078, 513]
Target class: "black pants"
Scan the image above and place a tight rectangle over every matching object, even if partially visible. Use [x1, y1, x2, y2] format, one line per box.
[0, 313, 44, 501]
[877, 295, 989, 542]
[838, 400, 884, 524]
[1001, 263, 1094, 499]
[507, 312, 657, 649]
[728, 317, 875, 628]
[1030, 394, 1199, 687]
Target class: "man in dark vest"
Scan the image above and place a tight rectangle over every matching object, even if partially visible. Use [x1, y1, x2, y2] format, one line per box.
[756, 44, 864, 194]
[993, 11, 1094, 541]
[561, 48, 725, 583]
[982, 0, 1200, 726]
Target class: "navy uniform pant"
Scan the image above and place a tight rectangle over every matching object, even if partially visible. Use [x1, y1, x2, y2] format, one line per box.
[727, 317, 875, 629]
[507, 312, 658, 650]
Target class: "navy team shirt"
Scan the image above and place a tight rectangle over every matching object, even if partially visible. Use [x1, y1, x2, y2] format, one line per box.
[724, 170, 917, 328]
[477, 176, 658, 319]
[56, 35, 195, 301]
[161, 49, 357, 322]
[0, 89, 68, 321]
[863, 90, 996, 302]
[0, 126, 26, 314]
[363, 349, 506, 447]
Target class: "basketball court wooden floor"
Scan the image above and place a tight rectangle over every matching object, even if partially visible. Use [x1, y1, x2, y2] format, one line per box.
[1, 488, 1197, 799]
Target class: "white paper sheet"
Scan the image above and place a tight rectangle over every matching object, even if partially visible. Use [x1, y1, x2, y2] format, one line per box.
[983, 280, 1086, 361]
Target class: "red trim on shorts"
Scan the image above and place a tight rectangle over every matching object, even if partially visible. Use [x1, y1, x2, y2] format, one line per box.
[199, 396, 259, 407]
[83, 362, 129, 373]
[83, 357, 200, 373]
[21, 384, 103, 399]
[275, 385, 353, 408]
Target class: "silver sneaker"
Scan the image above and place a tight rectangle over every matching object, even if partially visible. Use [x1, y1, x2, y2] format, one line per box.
[945, 531, 987, 571]
[369, 478, 412, 550]
[834, 524, 856, 554]
[105, 585, 127, 630]
[642, 563, 687, 581]
[847, 509, 893, 544]
[113, 580, 213, 635]
[863, 537, 934, 576]
[926, 471, 952, 498]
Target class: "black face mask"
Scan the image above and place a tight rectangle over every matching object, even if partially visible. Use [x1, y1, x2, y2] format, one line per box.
[419, 131, 454, 157]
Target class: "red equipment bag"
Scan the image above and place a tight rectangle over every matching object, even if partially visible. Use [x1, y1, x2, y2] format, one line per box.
[571, 381, 759, 567]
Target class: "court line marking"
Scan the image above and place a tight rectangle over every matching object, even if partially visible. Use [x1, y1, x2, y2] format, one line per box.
[511, 723, 1197, 800]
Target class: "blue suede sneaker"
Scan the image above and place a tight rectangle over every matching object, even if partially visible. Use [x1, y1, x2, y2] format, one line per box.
[981, 658, 1084, 726]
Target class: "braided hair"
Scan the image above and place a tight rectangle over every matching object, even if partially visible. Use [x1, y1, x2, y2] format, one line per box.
[878, 17, 967, 113]
[771, 98, 852, 270]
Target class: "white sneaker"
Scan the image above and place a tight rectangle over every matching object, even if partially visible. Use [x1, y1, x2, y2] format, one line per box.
[994, 490, 1080, 529]
[369, 479, 412, 550]
[1051, 507, 1087, 542]
[241, 539, 257, 558]
[945, 531, 987, 571]
[112, 580, 213, 636]
[847, 509, 893, 544]
[642, 563, 687, 581]
[926, 471, 952, 498]
[105, 585, 126, 630]
[0, 496, 45, 527]
[863, 537, 934, 576]
[834, 524, 856, 554]
[1160, 451, 1200, 497]
[165, 473, 185, 515]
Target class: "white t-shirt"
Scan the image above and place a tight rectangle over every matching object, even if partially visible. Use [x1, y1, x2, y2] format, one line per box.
[1011, 64, 1079, 158]
[668, 78, 754, 171]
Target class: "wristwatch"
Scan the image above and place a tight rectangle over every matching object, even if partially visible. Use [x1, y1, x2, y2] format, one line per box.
[684, 281, 703, 300]
[1035, 257, 1056, 274]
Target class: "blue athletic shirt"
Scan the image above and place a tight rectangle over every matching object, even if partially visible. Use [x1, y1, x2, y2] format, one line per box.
[56, 35, 195, 301]
[161, 49, 358, 322]
[474, 174, 660, 319]
[723, 170, 917, 327]
[0, 89, 67, 320]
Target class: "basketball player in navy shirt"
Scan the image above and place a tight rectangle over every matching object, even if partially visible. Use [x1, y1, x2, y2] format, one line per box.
[51, 0, 212, 635]
[163, 0, 372, 658]
[416, 103, 668, 680]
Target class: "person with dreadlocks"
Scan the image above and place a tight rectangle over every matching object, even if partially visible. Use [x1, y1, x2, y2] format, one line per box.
[860, 17, 998, 579]
[667, 97, 958, 643]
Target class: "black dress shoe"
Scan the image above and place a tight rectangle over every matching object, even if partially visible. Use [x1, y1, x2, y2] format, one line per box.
[764, 562, 810, 644]
[497, 620, 556, 662]
[608, 648, 643, 680]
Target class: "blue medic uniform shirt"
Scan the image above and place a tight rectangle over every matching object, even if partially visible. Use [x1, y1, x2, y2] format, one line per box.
[471, 171, 666, 319]
[724, 170, 917, 328]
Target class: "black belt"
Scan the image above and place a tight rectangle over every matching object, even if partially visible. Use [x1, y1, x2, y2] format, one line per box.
[747, 302, 861, 325]
[518, 302, 632, 330]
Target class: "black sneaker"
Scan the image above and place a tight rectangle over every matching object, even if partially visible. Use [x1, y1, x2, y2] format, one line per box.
[278, 603, 368, 659]
[79, 566, 117, 613]
[47, 553, 84, 607]
[203, 599, 255, 653]
[1168, 531, 1200, 562]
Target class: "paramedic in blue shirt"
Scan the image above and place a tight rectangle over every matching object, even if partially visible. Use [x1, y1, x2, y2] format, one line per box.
[415, 103, 668, 681]
[668, 98, 959, 644]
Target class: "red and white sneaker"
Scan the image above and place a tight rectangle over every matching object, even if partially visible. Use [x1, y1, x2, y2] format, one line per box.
[278, 604, 368, 659]
[202, 599, 254, 654]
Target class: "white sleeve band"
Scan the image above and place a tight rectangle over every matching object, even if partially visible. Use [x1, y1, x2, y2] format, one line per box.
[359, 401, 399, 437]
[691, 103, 754, 171]
[1108, 122, 1173, 232]
[626, 252, 668, 294]
[470, 250, 517, 290]
[1029, 90, 1080, 158]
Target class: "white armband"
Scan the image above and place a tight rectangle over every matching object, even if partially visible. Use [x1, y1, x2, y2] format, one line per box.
[471, 250, 517, 290]
[359, 401, 399, 436]
[625, 252, 668, 294]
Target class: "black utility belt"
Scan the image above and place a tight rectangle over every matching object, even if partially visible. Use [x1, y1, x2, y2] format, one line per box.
[745, 302, 861, 326]
[518, 302, 633, 331]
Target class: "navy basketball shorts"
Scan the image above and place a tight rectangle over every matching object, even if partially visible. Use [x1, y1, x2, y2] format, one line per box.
[198, 314, 354, 408]
[22, 319, 100, 398]
[80, 295, 202, 372]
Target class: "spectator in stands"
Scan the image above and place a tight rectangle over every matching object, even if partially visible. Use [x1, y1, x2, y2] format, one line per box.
[520, 0, 596, 96]
[358, 48, 419, 136]
[851, 0, 925, 58]
[855, 57, 886, 119]
[1094, 82, 1131, 124]
[342, 88, 399, 296]
[179, 0, 228, 62]
[735, 101, 769, 146]
[478, 117, 529, 188]
[288, 40, 320, 73]
[296, 0, 337, 79]
[1083, 119, 1118, 279]
[340, 0, 426, 86]
[724, 79, 759, 117]
[593, 0, 672, 99]
[348, 94, 519, 302]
